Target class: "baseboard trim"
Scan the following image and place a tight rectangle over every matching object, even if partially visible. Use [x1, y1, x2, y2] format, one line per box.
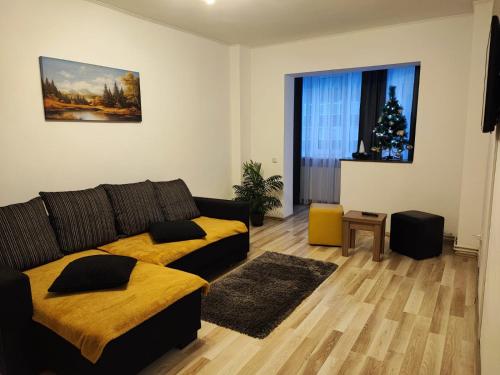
[453, 245, 479, 257]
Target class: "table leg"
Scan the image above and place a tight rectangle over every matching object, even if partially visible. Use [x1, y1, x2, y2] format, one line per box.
[342, 221, 350, 257]
[350, 229, 356, 249]
[380, 220, 386, 254]
[373, 225, 382, 262]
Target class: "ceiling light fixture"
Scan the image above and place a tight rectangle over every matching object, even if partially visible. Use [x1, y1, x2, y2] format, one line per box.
[204, 0, 215, 5]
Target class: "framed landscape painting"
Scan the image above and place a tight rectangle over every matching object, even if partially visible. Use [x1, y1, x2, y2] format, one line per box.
[39, 56, 142, 122]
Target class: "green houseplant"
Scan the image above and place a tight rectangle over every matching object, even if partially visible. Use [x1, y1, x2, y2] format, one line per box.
[233, 160, 283, 227]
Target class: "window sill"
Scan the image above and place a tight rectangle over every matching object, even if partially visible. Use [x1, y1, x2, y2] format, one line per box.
[340, 158, 413, 164]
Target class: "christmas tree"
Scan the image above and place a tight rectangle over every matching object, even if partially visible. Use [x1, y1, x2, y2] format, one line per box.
[371, 85, 413, 160]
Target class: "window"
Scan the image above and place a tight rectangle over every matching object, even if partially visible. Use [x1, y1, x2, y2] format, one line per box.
[384, 66, 417, 160]
[293, 63, 420, 204]
[301, 72, 362, 160]
[299, 64, 419, 163]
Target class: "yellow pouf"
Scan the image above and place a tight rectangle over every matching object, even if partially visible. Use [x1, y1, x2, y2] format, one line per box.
[308, 203, 344, 246]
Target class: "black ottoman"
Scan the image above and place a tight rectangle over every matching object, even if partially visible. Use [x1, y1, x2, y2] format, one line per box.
[390, 211, 444, 260]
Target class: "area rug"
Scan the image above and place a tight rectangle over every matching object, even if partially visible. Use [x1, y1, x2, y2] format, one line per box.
[201, 251, 338, 338]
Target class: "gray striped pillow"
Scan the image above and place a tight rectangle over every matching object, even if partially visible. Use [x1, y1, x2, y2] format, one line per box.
[152, 179, 200, 221]
[40, 187, 118, 253]
[0, 197, 62, 271]
[103, 181, 164, 236]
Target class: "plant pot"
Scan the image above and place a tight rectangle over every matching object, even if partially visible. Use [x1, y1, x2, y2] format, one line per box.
[250, 212, 265, 227]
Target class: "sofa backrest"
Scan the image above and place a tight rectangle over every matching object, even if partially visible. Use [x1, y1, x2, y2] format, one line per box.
[151, 179, 200, 221]
[0, 197, 62, 271]
[102, 180, 164, 236]
[40, 186, 118, 254]
[0, 179, 202, 269]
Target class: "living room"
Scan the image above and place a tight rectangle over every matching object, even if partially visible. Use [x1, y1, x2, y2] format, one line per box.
[1, 0, 500, 374]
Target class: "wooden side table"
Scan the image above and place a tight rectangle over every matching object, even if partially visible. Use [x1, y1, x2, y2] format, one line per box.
[342, 210, 387, 262]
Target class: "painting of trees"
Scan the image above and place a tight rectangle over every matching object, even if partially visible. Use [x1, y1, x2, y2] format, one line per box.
[100, 80, 137, 109]
[102, 84, 114, 107]
[42, 78, 71, 103]
[121, 72, 141, 110]
[39, 56, 142, 122]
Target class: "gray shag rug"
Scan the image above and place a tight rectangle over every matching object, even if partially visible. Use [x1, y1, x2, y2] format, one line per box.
[201, 251, 338, 338]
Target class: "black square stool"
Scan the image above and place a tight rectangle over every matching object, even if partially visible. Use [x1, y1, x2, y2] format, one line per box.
[390, 210, 444, 260]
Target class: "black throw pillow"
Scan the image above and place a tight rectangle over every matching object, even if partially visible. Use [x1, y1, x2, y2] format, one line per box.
[149, 221, 207, 244]
[49, 255, 137, 293]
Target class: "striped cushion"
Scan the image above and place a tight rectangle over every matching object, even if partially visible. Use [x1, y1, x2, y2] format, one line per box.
[152, 179, 200, 221]
[103, 181, 164, 236]
[40, 187, 118, 253]
[0, 197, 62, 271]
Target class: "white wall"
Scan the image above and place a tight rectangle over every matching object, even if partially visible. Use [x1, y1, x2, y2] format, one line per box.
[0, 0, 231, 206]
[480, 130, 500, 375]
[457, 0, 494, 251]
[246, 15, 473, 234]
[478, 128, 498, 326]
[229, 45, 251, 187]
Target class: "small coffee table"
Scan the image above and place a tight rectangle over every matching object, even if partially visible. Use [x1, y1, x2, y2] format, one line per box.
[342, 210, 387, 262]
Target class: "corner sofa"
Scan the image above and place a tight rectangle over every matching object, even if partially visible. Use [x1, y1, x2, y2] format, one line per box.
[0, 179, 249, 375]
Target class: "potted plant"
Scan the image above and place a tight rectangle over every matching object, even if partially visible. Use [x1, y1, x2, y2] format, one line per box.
[233, 160, 283, 227]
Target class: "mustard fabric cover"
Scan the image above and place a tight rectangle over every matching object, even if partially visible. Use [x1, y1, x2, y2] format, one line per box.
[24, 250, 208, 364]
[308, 203, 344, 246]
[98, 216, 248, 266]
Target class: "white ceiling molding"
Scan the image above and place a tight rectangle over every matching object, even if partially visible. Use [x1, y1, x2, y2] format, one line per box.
[87, 0, 474, 46]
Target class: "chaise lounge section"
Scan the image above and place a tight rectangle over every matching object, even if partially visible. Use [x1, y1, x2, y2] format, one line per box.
[1, 259, 205, 375]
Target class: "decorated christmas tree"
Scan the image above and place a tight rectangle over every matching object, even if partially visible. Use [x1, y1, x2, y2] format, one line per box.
[371, 86, 413, 160]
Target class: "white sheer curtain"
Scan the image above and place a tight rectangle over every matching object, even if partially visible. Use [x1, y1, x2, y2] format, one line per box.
[385, 66, 415, 160]
[300, 72, 362, 204]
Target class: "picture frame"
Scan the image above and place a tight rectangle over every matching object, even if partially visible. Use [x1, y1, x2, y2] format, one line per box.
[39, 56, 142, 122]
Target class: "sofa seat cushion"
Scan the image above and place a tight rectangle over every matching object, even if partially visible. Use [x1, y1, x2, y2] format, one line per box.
[98, 216, 248, 266]
[24, 249, 208, 364]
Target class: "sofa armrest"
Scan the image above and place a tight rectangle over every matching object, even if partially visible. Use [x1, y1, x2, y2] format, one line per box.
[194, 197, 249, 229]
[0, 265, 34, 375]
[0, 265, 33, 320]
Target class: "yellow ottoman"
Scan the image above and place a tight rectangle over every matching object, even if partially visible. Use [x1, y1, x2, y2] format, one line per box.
[308, 203, 343, 246]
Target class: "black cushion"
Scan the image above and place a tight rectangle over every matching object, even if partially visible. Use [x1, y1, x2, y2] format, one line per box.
[152, 179, 200, 221]
[40, 187, 118, 253]
[149, 221, 206, 244]
[0, 197, 62, 271]
[390, 210, 444, 260]
[48, 255, 137, 293]
[102, 181, 164, 236]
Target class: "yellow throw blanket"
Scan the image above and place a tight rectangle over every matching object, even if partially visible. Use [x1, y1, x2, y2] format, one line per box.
[98, 216, 248, 266]
[24, 250, 209, 364]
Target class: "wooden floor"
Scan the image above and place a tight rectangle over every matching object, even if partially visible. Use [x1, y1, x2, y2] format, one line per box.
[141, 208, 479, 375]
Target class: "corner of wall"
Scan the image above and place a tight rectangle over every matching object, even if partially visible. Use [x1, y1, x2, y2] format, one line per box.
[455, 0, 494, 251]
[229, 45, 252, 191]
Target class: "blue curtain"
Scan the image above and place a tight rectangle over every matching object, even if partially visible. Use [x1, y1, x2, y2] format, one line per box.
[300, 72, 362, 203]
[385, 66, 415, 160]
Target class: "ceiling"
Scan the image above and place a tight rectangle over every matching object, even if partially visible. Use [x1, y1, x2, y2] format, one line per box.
[91, 0, 473, 46]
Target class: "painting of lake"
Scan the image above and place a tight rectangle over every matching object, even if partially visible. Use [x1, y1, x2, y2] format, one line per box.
[39, 57, 142, 122]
